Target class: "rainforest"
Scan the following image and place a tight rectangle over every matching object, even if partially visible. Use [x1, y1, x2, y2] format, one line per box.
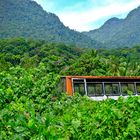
[1, 0, 140, 139]
[0, 38, 140, 139]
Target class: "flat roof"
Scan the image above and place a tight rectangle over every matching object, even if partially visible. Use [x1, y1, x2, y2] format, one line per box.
[62, 76, 140, 80]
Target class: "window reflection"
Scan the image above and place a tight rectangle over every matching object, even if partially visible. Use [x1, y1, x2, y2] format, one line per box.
[121, 83, 134, 95]
[87, 83, 103, 96]
[74, 83, 85, 96]
[105, 83, 119, 96]
[136, 83, 140, 95]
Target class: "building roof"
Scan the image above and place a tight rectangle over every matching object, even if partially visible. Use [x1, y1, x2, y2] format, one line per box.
[63, 76, 140, 80]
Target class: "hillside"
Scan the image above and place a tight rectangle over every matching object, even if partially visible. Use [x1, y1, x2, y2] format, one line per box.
[84, 6, 140, 48]
[0, 0, 102, 48]
[1, 38, 140, 76]
[0, 38, 85, 72]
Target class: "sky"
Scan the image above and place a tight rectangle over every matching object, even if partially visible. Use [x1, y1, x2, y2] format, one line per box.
[34, 0, 140, 31]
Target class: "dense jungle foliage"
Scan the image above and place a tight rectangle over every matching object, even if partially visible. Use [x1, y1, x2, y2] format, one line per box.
[0, 38, 84, 73]
[64, 46, 140, 76]
[1, 38, 140, 76]
[0, 38, 140, 139]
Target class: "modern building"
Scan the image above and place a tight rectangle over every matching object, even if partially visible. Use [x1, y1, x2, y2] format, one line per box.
[59, 76, 140, 100]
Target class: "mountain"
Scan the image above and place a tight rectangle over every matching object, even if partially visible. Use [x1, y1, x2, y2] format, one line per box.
[84, 6, 140, 48]
[0, 0, 102, 48]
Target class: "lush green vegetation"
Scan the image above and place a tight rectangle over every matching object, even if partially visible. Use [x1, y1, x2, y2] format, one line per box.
[63, 46, 140, 76]
[84, 6, 140, 48]
[1, 1, 140, 139]
[1, 38, 140, 76]
[1, 38, 140, 139]
[1, 66, 140, 139]
[0, 38, 84, 73]
[0, 0, 102, 48]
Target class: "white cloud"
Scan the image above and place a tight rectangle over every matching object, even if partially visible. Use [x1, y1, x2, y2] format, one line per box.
[34, 0, 140, 31]
[57, 0, 140, 31]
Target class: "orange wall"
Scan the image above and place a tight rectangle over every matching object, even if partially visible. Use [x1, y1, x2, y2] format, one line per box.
[66, 77, 73, 96]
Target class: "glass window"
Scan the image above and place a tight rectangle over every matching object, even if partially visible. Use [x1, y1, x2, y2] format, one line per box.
[121, 83, 134, 95]
[94, 83, 103, 96]
[87, 83, 103, 96]
[105, 83, 119, 96]
[136, 83, 140, 95]
[105, 83, 112, 96]
[74, 83, 85, 96]
[87, 83, 95, 97]
[74, 83, 79, 93]
[112, 83, 119, 95]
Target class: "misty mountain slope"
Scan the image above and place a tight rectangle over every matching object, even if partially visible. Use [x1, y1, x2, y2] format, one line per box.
[84, 6, 140, 48]
[0, 0, 102, 48]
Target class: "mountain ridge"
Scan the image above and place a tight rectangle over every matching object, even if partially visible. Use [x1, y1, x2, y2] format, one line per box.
[83, 6, 140, 48]
[0, 0, 102, 48]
